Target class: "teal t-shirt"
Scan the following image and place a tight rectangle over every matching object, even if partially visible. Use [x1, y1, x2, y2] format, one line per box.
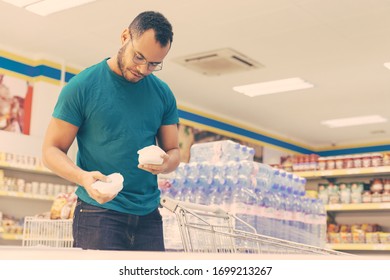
[53, 59, 179, 215]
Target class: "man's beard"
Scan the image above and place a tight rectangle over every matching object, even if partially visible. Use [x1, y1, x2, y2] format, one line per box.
[116, 43, 142, 83]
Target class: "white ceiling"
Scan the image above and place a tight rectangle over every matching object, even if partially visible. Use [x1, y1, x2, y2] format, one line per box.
[1, 0, 390, 151]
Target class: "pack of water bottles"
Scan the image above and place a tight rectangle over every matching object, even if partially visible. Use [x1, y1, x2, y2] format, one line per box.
[189, 140, 255, 163]
[160, 140, 327, 250]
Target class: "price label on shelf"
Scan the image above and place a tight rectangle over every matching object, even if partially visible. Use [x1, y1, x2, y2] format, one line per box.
[326, 204, 343, 211]
[373, 166, 388, 173]
[319, 170, 334, 176]
[379, 203, 390, 209]
[372, 244, 387, 250]
[345, 168, 361, 175]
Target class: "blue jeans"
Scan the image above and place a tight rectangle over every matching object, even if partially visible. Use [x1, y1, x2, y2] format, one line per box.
[73, 199, 165, 251]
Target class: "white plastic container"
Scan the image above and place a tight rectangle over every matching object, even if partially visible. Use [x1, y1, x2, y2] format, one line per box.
[137, 145, 166, 165]
[91, 173, 124, 196]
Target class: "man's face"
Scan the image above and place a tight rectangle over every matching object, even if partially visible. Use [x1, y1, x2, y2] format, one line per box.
[117, 29, 170, 83]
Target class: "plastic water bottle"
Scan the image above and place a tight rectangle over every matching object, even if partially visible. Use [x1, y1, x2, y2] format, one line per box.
[270, 169, 282, 191]
[161, 179, 183, 251]
[238, 145, 255, 161]
[239, 160, 255, 177]
[220, 140, 241, 162]
[226, 160, 240, 180]
[183, 176, 201, 203]
[281, 189, 294, 242]
[208, 176, 226, 206]
[285, 172, 294, 191]
[291, 188, 305, 244]
[312, 198, 324, 247]
[183, 177, 193, 202]
[297, 177, 307, 196]
[261, 190, 276, 238]
[230, 185, 246, 223]
[284, 178, 296, 242]
[315, 199, 327, 247]
[302, 197, 316, 246]
[270, 183, 284, 239]
[279, 169, 287, 188]
[254, 187, 265, 235]
[242, 186, 258, 231]
[207, 187, 219, 207]
[220, 179, 232, 212]
[311, 198, 322, 247]
[230, 184, 253, 251]
[193, 176, 211, 205]
[187, 162, 201, 178]
[254, 163, 274, 192]
[199, 161, 215, 179]
[214, 162, 228, 178]
[190, 140, 242, 163]
[176, 162, 190, 178]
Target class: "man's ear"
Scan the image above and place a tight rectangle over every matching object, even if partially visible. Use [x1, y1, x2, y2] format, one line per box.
[121, 28, 130, 44]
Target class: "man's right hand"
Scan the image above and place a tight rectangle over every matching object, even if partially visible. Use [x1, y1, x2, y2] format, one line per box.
[80, 171, 117, 204]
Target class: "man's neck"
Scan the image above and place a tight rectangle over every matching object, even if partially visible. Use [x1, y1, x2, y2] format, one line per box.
[107, 56, 122, 76]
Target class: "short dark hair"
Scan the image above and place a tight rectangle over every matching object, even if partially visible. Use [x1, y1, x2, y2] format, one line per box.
[129, 11, 173, 46]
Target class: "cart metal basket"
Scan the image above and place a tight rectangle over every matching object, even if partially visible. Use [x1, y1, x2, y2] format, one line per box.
[22, 216, 73, 248]
[160, 197, 349, 255]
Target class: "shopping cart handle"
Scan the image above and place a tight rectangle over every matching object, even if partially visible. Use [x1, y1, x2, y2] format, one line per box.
[160, 196, 228, 216]
[160, 196, 179, 212]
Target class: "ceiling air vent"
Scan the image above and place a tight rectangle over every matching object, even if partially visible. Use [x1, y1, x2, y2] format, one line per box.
[172, 48, 264, 76]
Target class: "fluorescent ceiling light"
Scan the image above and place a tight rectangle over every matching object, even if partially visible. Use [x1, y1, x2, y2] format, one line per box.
[233, 77, 313, 97]
[321, 115, 388, 128]
[2, 0, 96, 16]
[385, 62, 390, 70]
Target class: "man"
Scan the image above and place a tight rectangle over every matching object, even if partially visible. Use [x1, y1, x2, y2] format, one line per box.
[42, 11, 180, 251]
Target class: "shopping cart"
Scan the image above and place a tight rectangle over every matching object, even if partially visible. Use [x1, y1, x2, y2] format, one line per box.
[160, 197, 349, 255]
[22, 216, 73, 248]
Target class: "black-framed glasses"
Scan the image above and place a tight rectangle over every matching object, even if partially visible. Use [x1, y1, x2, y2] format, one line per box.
[129, 33, 163, 72]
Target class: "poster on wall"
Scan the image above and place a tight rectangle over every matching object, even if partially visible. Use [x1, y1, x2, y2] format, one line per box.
[0, 74, 33, 135]
[178, 123, 263, 163]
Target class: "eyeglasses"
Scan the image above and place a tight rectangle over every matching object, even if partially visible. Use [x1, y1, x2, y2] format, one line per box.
[129, 33, 163, 72]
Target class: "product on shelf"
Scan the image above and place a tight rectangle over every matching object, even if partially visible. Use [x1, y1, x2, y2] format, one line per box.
[0, 151, 78, 245]
[189, 140, 255, 163]
[371, 179, 384, 192]
[339, 183, 351, 204]
[292, 154, 319, 172]
[290, 152, 390, 172]
[0, 213, 23, 235]
[382, 190, 390, 202]
[160, 140, 326, 249]
[383, 153, 390, 166]
[0, 151, 49, 172]
[350, 183, 364, 203]
[362, 191, 372, 203]
[327, 222, 390, 244]
[0, 172, 76, 198]
[327, 183, 341, 204]
[316, 181, 390, 204]
[50, 192, 77, 220]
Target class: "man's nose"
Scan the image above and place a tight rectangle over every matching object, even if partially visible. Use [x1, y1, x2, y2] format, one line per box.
[137, 64, 151, 75]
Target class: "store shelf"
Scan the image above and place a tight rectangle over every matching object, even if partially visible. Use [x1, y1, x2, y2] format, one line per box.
[0, 190, 55, 201]
[0, 163, 54, 176]
[294, 166, 390, 179]
[326, 203, 390, 212]
[296, 165, 390, 254]
[0, 233, 23, 241]
[327, 243, 390, 251]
